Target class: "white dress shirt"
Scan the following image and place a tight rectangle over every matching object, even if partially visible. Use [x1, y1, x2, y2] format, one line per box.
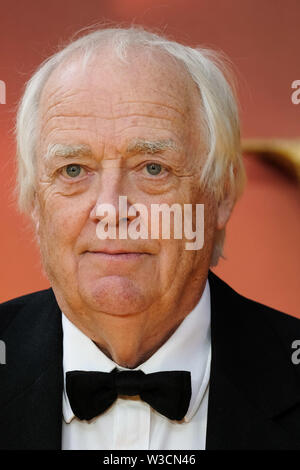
[61, 280, 211, 450]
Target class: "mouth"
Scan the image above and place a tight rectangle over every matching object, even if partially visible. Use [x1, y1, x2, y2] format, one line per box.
[84, 250, 150, 261]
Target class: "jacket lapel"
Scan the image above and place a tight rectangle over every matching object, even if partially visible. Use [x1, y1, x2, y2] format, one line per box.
[0, 289, 63, 449]
[206, 271, 300, 449]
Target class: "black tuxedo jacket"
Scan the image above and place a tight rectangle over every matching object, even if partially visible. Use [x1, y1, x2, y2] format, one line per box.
[1, 271, 300, 450]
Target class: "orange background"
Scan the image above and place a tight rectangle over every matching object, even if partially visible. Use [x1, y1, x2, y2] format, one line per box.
[0, 0, 299, 316]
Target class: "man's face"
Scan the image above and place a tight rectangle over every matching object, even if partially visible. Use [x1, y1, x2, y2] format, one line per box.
[34, 49, 218, 326]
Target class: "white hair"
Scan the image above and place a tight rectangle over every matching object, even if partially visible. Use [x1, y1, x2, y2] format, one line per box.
[15, 25, 246, 265]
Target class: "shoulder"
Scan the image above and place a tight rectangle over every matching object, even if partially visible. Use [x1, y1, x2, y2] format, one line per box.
[208, 270, 300, 352]
[0, 289, 56, 334]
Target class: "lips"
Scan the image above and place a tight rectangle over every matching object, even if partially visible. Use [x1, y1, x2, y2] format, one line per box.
[89, 249, 145, 255]
[83, 249, 150, 261]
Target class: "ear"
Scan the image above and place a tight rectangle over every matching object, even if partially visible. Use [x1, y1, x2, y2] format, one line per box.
[216, 191, 236, 230]
[31, 192, 40, 239]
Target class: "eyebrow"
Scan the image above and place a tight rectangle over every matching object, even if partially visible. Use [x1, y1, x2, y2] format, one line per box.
[43, 143, 92, 161]
[126, 139, 179, 155]
[43, 139, 179, 161]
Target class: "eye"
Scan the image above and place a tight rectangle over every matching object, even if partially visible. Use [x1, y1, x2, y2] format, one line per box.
[62, 164, 85, 179]
[146, 163, 162, 176]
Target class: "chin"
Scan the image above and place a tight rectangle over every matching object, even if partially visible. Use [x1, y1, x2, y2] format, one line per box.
[79, 275, 151, 315]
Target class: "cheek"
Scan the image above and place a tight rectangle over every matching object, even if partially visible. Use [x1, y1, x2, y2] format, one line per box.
[37, 195, 90, 256]
[157, 239, 190, 286]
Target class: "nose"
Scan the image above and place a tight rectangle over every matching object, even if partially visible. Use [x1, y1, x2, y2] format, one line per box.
[89, 168, 134, 225]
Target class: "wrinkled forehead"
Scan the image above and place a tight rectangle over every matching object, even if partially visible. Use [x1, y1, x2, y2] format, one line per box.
[39, 45, 202, 124]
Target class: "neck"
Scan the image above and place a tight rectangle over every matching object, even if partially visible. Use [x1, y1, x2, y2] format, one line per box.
[54, 277, 207, 369]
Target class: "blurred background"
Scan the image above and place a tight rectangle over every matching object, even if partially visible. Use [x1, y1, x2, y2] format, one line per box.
[0, 0, 299, 316]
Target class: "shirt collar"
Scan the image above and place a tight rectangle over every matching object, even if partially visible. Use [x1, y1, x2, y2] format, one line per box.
[62, 280, 211, 423]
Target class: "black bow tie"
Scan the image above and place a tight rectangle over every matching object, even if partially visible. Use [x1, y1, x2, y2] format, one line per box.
[66, 367, 191, 421]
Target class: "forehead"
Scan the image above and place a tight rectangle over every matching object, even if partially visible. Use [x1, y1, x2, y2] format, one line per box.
[41, 46, 199, 104]
[38, 47, 202, 155]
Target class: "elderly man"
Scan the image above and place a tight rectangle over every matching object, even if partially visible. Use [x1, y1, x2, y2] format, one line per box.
[0, 26, 299, 451]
